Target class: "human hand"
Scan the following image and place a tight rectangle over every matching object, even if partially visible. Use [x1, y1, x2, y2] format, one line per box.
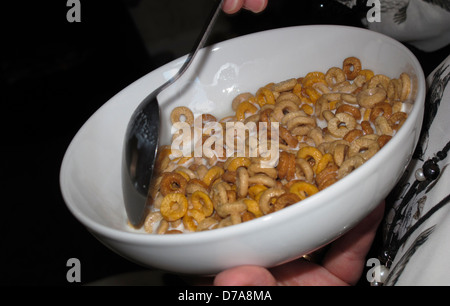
[222, 0, 268, 14]
[214, 201, 385, 286]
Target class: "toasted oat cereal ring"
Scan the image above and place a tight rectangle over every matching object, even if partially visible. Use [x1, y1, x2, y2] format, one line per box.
[241, 211, 256, 222]
[186, 178, 209, 195]
[302, 71, 326, 88]
[248, 163, 278, 179]
[353, 75, 367, 88]
[388, 111, 408, 131]
[174, 169, 190, 182]
[279, 126, 299, 148]
[175, 166, 197, 180]
[292, 83, 303, 98]
[236, 167, 249, 198]
[257, 88, 276, 106]
[358, 69, 374, 82]
[274, 193, 301, 212]
[362, 108, 371, 121]
[272, 100, 299, 121]
[222, 170, 236, 183]
[216, 200, 247, 218]
[211, 181, 231, 206]
[332, 143, 349, 167]
[332, 80, 357, 94]
[248, 184, 268, 201]
[202, 166, 225, 186]
[165, 230, 183, 235]
[343, 129, 363, 143]
[357, 87, 387, 109]
[315, 153, 334, 174]
[325, 67, 346, 86]
[236, 101, 258, 121]
[277, 92, 302, 105]
[304, 86, 322, 103]
[217, 217, 233, 228]
[322, 110, 335, 122]
[370, 102, 392, 122]
[227, 157, 251, 171]
[286, 151, 297, 181]
[387, 78, 403, 101]
[160, 172, 187, 196]
[308, 127, 324, 146]
[336, 104, 361, 121]
[196, 217, 219, 231]
[188, 208, 206, 223]
[337, 155, 365, 179]
[297, 146, 323, 170]
[227, 190, 237, 203]
[232, 92, 254, 111]
[143, 211, 163, 233]
[375, 116, 393, 136]
[318, 176, 338, 190]
[400, 73, 411, 101]
[156, 219, 169, 234]
[341, 93, 358, 105]
[259, 188, 286, 215]
[392, 101, 404, 114]
[300, 104, 314, 115]
[259, 108, 273, 124]
[170, 106, 194, 126]
[183, 208, 206, 232]
[160, 193, 188, 221]
[248, 174, 277, 188]
[315, 93, 341, 120]
[367, 74, 390, 91]
[348, 138, 380, 161]
[316, 163, 339, 190]
[342, 57, 362, 80]
[327, 112, 357, 138]
[286, 116, 316, 135]
[377, 134, 392, 148]
[243, 198, 263, 218]
[277, 109, 303, 124]
[191, 190, 214, 216]
[273, 78, 298, 92]
[289, 181, 319, 200]
[313, 82, 331, 95]
[361, 120, 374, 135]
[182, 214, 198, 232]
[295, 158, 315, 183]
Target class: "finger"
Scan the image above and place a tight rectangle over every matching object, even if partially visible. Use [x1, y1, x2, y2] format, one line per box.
[321, 201, 385, 285]
[222, 0, 244, 14]
[270, 259, 349, 286]
[243, 0, 268, 13]
[222, 0, 267, 14]
[214, 265, 277, 286]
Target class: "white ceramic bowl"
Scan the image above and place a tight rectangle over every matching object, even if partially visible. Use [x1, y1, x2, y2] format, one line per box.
[60, 25, 425, 275]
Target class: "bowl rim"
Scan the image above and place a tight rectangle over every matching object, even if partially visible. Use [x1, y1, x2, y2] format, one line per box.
[60, 24, 426, 246]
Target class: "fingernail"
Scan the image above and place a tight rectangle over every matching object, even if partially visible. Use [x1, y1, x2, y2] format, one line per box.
[222, 0, 239, 13]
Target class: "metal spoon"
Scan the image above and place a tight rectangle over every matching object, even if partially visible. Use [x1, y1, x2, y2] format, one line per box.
[122, 0, 224, 227]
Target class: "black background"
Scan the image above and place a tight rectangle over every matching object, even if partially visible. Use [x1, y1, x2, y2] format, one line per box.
[1, 0, 449, 286]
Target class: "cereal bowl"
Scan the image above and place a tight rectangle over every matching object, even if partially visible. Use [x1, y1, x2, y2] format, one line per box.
[60, 25, 425, 275]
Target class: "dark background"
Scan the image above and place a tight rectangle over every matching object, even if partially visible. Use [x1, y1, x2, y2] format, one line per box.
[1, 0, 449, 286]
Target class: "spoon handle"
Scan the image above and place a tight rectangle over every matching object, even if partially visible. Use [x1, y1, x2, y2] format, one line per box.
[154, 0, 224, 96]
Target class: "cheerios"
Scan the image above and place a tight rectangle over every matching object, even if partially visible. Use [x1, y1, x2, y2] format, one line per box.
[135, 57, 412, 234]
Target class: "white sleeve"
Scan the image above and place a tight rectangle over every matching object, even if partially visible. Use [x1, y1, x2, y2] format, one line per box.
[334, 0, 450, 52]
[367, 0, 450, 52]
[383, 55, 450, 285]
